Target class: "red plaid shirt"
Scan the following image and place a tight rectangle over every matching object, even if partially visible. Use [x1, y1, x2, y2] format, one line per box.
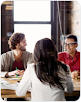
[58, 50, 80, 72]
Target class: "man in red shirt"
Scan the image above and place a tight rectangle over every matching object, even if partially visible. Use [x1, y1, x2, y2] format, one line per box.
[58, 34, 80, 79]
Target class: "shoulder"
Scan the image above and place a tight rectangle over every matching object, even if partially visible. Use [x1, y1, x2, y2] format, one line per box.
[22, 51, 34, 62]
[77, 51, 80, 55]
[58, 52, 66, 56]
[22, 51, 32, 56]
[27, 63, 35, 69]
[1, 51, 13, 57]
[58, 61, 67, 68]
[58, 52, 67, 60]
[76, 51, 80, 58]
[57, 62, 70, 75]
[26, 63, 35, 73]
[22, 51, 31, 54]
[57, 64, 66, 76]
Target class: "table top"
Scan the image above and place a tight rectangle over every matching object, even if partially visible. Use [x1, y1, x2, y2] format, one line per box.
[1, 77, 80, 98]
[1, 77, 80, 91]
[72, 78, 80, 91]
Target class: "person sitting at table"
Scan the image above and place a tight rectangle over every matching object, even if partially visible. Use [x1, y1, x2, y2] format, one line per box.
[58, 34, 80, 79]
[16, 38, 73, 101]
[1, 32, 34, 77]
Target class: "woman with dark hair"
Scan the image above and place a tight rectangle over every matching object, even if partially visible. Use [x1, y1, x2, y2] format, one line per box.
[16, 38, 73, 101]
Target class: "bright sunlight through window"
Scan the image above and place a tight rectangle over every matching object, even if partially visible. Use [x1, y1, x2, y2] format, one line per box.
[14, 24, 51, 53]
[14, 1, 50, 21]
[14, 1, 51, 53]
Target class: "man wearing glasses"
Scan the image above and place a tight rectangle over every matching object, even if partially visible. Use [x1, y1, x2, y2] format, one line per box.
[58, 34, 80, 79]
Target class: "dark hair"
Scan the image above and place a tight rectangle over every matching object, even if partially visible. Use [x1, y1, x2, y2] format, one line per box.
[8, 32, 25, 49]
[65, 34, 77, 43]
[34, 38, 69, 90]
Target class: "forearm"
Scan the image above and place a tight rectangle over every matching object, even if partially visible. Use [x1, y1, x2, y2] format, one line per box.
[66, 78, 74, 93]
[16, 67, 31, 97]
[1, 71, 8, 77]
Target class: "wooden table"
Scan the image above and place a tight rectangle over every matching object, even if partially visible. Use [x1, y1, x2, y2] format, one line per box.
[1, 78, 80, 98]
[65, 79, 80, 96]
[1, 78, 31, 98]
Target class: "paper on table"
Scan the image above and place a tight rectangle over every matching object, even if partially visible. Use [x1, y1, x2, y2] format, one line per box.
[8, 76, 22, 80]
[1, 78, 19, 90]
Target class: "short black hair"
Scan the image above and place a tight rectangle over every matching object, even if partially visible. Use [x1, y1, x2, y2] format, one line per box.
[65, 34, 77, 43]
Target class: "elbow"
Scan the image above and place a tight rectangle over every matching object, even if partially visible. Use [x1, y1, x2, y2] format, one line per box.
[68, 88, 73, 93]
[66, 78, 74, 93]
[16, 89, 23, 97]
[67, 85, 74, 93]
[16, 89, 21, 97]
[16, 88, 26, 97]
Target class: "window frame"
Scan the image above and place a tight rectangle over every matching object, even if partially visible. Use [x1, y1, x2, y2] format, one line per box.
[13, 1, 61, 52]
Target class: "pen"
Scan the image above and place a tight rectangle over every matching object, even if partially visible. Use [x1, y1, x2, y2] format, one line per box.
[74, 70, 76, 71]
[16, 67, 18, 77]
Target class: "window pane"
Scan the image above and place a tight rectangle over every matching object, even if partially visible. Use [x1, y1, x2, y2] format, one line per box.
[14, 24, 51, 53]
[14, 1, 50, 21]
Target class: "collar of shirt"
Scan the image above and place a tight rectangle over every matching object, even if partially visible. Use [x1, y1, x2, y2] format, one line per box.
[66, 50, 80, 59]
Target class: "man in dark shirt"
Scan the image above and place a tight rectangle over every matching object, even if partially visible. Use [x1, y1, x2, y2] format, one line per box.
[1, 32, 33, 77]
[1, 32, 33, 101]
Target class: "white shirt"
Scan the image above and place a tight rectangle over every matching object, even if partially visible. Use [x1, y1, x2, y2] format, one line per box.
[16, 63, 73, 101]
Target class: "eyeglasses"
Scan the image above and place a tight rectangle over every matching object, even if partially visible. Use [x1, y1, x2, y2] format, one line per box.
[64, 42, 77, 47]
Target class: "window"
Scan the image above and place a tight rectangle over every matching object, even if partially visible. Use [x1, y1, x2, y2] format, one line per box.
[14, 24, 51, 52]
[14, 1, 51, 53]
[14, 1, 50, 21]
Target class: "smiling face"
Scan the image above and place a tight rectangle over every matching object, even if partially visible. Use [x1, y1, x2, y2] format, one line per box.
[64, 38, 78, 55]
[16, 37, 27, 51]
[19, 37, 27, 51]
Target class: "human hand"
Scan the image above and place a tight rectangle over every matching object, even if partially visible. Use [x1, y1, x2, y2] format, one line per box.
[71, 70, 79, 79]
[7, 69, 21, 76]
[18, 70, 25, 76]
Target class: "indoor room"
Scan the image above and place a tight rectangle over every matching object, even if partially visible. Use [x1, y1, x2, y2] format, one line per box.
[1, 1, 80, 101]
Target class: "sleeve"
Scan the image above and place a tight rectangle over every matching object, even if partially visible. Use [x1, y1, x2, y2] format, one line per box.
[1, 72, 8, 77]
[23, 52, 34, 69]
[65, 66, 74, 93]
[58, 65, 74, 93]
[58, 52, 64, 62]
[16, 64, 32, 97]
[1, 54, 9, 77]
[1, 54, 5, 71]
[1, 53, 10, 71]
[27, 53, 34, 65]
